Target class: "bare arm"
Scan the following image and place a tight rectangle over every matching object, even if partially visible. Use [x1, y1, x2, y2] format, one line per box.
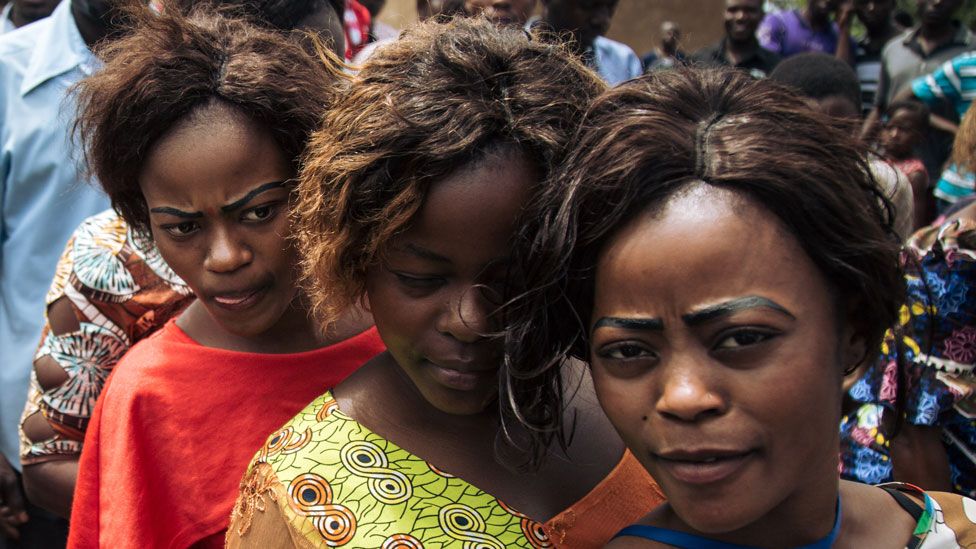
[22, 460, 76, 519]
[834, 0, 855, 65]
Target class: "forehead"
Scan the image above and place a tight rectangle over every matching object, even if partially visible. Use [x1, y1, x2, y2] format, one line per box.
[395, 150, 536, 260]
[594, 185, 826, 316]
[139, 102, 291, 205]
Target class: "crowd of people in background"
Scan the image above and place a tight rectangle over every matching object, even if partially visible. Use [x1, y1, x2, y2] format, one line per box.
[0, 0, 975, 547]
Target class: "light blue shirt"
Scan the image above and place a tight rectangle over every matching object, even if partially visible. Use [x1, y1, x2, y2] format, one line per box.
[0, 0, 110, 468]
[591, 35, 641, 86]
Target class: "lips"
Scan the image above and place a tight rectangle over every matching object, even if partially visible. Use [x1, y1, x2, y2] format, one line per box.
[654, 448, 756, 485]
[424, 359, 496, 392]
[208, 283, 271, 312]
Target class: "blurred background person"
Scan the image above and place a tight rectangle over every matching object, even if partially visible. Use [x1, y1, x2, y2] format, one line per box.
[0, 0, 61, 33]
[770, 52, 915, 240]
[536, 0, 641, 85]
[879, 100, 930, 228]
[465, 0, 534, 26]
[758, 0, 853, 57]
[861, 0, 972, 187]
[642, 20, 686, 71]
[836, 0, 901, 115]
[691, 0, 780, 78]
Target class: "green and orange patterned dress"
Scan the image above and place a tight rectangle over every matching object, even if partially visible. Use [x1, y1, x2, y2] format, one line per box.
[228, 392, 663, 548]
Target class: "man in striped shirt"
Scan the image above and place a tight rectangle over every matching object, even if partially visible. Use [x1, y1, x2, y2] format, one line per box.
[912, 51, 976, 209]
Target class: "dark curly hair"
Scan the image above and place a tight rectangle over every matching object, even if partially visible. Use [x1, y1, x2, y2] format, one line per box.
[503, 67, 906, 467]
[75, 5, 346, 233]
[294, 16, 605, 328]
[174, 0, 345, 32]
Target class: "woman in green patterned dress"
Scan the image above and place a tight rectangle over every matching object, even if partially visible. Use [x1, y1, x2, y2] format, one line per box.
[228, 16, 665, 549]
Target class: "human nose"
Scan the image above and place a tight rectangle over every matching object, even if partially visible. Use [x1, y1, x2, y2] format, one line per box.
[204, 226, 252, 273]
[437, 286, 491, 343]
[655, 358, 727, 422]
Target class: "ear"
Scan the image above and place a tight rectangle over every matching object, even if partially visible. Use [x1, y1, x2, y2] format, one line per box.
[839, 322, 868, 376]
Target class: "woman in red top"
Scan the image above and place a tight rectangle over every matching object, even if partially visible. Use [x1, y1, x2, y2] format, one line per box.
[67, 6, 382, 548]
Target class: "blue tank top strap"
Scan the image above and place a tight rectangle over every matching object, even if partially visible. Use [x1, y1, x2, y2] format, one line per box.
[612, 525, 757, 548]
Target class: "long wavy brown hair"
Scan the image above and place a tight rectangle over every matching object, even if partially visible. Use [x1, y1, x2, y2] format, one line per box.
[951, 104, 976, 175]
[74, 3, 346, 233]
[504, 67, 906, 467]
[294, 16, 605, 331]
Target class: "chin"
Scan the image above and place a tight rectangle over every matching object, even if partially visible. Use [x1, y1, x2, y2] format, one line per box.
[671, 498, 761, 536]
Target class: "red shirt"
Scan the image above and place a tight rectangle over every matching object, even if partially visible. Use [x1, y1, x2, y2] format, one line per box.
[343, 0, 371, 60]
[68, 320, 384, 548]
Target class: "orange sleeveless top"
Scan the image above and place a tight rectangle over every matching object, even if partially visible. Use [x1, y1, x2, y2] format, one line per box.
[542, 449, 665, 547]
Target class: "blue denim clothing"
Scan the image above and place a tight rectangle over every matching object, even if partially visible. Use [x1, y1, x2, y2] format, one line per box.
[590, 35, 641, 86]
[0, 1, 110, 469]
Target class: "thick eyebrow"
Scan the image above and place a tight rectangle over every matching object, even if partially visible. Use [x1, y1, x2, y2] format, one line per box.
[681, 296, 795, 326]
[148, 207, 203, 219]
[220, 181, 287, 213]
[398, 243, 451, 264]
[592, 317, 664, 332]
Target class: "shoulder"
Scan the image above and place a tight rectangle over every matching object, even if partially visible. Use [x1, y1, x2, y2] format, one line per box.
[921, 490, 976, 543]
[760, 10, 785, 27]
[98, 322, 191, 400]
[691, 42, 722, 63]
[881, 29, 913, 59]
[594, 36, 639, 60]
[245, 389, 542, 548]
[880, 484, 976, 547]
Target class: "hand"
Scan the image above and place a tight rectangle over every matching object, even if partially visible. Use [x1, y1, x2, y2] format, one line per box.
[836, 0, 854, 29]
[0, 453, 28, 540]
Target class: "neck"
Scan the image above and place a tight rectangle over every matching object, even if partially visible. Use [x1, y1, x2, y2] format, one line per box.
[70, 1, 108, 49]
[920, 18, 954, 41]
[177, 296, 323, 354]
[9, 5, 28, 28]
[866, 22, 898, 43]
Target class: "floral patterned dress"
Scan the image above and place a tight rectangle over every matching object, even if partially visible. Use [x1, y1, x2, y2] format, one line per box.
[840, 219, 976, 497]
[19, 209, 192, 464]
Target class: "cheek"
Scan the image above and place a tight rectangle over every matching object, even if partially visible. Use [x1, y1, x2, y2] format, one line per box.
[153, 238, 202, 287]
[365, 278, 432, 353]
[589, 365, 650, 444]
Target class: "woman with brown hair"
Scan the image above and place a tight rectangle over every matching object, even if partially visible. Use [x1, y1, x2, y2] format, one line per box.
[506, 66, 976, 547]
[66, 6, 383, 547]
[228, 16, 663, 549]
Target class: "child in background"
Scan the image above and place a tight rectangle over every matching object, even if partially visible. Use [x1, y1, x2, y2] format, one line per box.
[881, 100, 931, 229]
